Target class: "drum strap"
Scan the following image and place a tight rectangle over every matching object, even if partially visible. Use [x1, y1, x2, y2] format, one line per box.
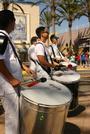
[50, 45, 56, 58]
[36, 60, 51, 75]
[29, 56, 51, 76]
[0, 31, 23, 69]
[36, 42, 52, 75]
[30, 57, 36, 64]
[50, 45, 63, 59]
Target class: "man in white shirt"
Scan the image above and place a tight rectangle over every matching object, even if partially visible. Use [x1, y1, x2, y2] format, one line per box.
[49, 34, 77, 69]
[49, 34, 66, 62]
[35, 26, 57, 79]
[28, 36, 38, 73]
[0, 10, 34, 134]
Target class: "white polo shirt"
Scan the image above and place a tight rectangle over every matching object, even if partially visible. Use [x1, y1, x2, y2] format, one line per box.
[48, 44, 62, 59]
[35, 41, 51, 79]
[28, 44, 37, 72]
[0, 30, 22, 81]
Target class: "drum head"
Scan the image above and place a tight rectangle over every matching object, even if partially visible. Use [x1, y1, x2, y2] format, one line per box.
[60, 61, 77, 67]
[53, 71, 64, 76]
[21, 80, 72, 107]
[52, 71, 80, 84]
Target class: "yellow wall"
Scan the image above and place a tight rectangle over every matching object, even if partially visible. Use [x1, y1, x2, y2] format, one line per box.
[0, 3, 39, 44]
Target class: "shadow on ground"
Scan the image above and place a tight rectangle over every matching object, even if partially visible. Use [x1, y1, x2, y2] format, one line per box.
[68, 105, 85, 117]
[64, 122, 80, 134]
[0, 105, 4, 115]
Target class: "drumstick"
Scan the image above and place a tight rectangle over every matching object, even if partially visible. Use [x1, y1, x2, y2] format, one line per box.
[21, 77, 47, 87]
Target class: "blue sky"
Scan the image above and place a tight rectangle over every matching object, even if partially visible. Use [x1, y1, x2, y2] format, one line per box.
[57, 16, 89, 34]
[39, 4, 89, 34]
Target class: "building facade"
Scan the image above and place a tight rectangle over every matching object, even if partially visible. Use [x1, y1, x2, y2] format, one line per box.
[0, 2, 39, 44]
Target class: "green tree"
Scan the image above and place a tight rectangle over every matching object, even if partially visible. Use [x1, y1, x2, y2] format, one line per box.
[40, 9, 60, 32]
[57, 0, 81, 48]
[79, 0, 90, 27]
[40, 9, 60, 45]
[40, 10, 52, 32]
[28, 0, 61, 34]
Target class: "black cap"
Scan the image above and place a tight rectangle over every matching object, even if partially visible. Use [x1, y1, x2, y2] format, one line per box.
[50, 34, 59, 41]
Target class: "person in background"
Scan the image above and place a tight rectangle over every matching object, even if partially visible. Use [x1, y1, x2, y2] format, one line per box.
[85, 50, 89, 67]
[35, 26, 58, 79]
[48, 34, 69, 63]
[0, 10, 34, 134]
[28, 36, 38, 75]
[75, 53, 81, 65]
[18, 42, 28, 62]
[81, 51, 86, 67]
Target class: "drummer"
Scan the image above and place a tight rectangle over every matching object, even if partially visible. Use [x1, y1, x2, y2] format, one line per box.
[48, 34, 69, 63]
[28, 36, 38, 75]
[48, 34, 77, 69]
[34, 26, 59, 79]
[0, 9, 35, 134]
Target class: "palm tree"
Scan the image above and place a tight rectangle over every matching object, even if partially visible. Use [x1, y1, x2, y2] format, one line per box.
[40, 10, 52, 32]
[40, 9, 60, 45]
[0, 0, 24, 13]
[28, 0, 61, 34]
[79, 0, 90, 27]
[57, 0, 81, 48]
[40, 9, 60, 32]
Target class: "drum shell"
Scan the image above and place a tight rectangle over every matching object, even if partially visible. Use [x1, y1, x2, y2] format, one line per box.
[20, 80, 72, 134]
[64, 82, 79, 111]
[20, 95, 70, 134]
[52, 71, 80, 111]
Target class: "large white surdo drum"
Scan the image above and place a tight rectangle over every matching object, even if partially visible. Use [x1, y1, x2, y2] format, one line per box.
[52, 70, 80, 112]
[20, 80, 72, 134]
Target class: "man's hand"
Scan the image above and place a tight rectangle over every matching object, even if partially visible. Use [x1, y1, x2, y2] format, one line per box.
[53, 61, 60, 66]
[9, 78, 21, 87]
[29, 69, 37, 78]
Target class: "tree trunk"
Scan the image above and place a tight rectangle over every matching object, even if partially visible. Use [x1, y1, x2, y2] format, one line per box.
[46, 25, 50, 46]
[51, 0, 55, 34]
[88, 17, 90, 29]
[68, 21, 72, 49]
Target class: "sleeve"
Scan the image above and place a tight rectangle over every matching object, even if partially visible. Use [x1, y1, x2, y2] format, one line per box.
[35, 43, 44, 56]
[0, 36, 8, 55]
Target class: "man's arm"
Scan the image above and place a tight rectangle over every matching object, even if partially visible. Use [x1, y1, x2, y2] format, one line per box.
[0, 60, 21, 87]
[37, 55, 55, 68]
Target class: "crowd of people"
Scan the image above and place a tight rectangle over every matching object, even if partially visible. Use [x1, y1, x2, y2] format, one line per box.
[67, 50, 89, 68]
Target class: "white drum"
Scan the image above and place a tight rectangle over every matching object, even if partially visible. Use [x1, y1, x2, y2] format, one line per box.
[52, 70, 80, 112]
[20, 80, 72, 134]
[52, 70, 80, 84]
[60, 61, 77, 67]
[60, 61, 77, 70]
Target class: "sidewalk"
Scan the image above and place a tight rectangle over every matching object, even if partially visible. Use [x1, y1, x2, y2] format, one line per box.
[77, 65, 90, 71]
[77, 65, 90, 80]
